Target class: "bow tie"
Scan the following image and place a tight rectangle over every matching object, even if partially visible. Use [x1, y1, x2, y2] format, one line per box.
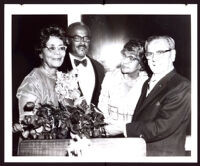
[74, 59, 87, 67]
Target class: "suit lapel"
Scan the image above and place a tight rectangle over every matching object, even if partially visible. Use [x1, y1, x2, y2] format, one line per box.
[89, 58, 99, 104]
[133, 79, 149, 118]
[133, 70, 176, 118]
[58, 52, 73, 72]
[88, 57, 105, 105]
[140, 80, 166, 110]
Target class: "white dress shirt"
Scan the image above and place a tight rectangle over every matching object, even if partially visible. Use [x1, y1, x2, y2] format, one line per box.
[69, 54, 95, 104]
[146, 67, 174, 96]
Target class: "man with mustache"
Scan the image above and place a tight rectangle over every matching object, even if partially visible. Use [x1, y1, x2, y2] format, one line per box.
[59, 22, 105, 106]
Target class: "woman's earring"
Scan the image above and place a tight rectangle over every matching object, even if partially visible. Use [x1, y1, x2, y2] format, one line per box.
[39, 53, 43, 59]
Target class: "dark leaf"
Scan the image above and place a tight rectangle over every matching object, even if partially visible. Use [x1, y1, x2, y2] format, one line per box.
[23, 102, 35, 112]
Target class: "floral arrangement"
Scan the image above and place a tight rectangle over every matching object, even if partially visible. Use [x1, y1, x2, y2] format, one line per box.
[55, 70, 81, 107]
[13, 70, 107, 139]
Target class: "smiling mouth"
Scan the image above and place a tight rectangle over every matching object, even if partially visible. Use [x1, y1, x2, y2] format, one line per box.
[52, 58, 62, 61]
[78, 46, 87, 50]
[121, 65, 130, 69]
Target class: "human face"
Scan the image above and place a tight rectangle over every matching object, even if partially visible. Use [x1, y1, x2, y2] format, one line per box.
[68, 26, 90, 59]
[40, 36, 66, 69]
[145, 39, 175, 74]
[120, 50, 141, 74]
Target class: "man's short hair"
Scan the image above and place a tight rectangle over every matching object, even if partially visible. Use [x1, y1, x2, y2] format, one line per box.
[66, 22, 91, 37]
[145, 35, 175, 50]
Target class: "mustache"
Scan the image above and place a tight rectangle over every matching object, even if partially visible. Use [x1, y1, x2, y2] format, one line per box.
[77, 45, 87, 49]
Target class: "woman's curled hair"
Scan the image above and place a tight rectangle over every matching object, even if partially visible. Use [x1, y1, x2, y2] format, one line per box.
[36, 25, 67, 54]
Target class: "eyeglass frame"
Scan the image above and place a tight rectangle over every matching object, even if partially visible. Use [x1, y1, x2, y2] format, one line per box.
[69, 35, 91, 42]
[145, 49, 172, 59]
[45, 45, 67, 53]
[121, 50, 140, 62]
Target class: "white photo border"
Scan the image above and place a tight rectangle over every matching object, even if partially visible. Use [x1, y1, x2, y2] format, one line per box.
[4, 4, 198, 163]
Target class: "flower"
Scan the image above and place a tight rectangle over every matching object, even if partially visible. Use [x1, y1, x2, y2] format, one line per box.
[55, 70, 81, 106]
[13, 71, 107, 139]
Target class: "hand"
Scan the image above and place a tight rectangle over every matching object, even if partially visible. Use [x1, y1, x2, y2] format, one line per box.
[105, 123, 124, 136]
[68, 132, 91, 156]
[20, 111, 35, 121]
[13, 123, 24, 133]
[104, 118, 126, 136]
[70, 132, 82, 141]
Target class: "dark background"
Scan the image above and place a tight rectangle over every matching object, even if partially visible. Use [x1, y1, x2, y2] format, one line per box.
[12, 15, 191, 155]
[82, 15, 191, 77]
[12, 15, 68, 155]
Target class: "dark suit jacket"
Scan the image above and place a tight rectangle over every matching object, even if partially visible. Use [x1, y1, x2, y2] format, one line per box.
[126, 70, 191, 156]
[58, 53, 105, 106]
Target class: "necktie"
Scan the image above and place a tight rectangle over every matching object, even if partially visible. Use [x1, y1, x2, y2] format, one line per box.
[74, 59, 87, 67]
[146, 77, 157, 96]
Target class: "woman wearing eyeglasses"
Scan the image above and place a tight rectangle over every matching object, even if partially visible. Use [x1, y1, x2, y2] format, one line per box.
[98, 39, 149, 137]
[16, 26, 67, 121]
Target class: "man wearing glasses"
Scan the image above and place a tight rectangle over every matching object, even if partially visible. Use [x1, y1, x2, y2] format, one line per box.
[59, 22, 105, 106]
[126, 36, 191, 156]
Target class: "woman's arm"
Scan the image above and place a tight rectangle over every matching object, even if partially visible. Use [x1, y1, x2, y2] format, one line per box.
[16, 73, 41, 121]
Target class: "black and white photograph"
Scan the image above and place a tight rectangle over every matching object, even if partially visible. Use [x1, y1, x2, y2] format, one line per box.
[3, 3, 197, 163]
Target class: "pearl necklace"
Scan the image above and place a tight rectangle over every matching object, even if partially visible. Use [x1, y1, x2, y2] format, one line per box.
[41, 67, 57, 80]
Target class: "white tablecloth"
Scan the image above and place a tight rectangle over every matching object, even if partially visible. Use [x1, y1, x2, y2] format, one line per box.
[18, 138, 146, 160]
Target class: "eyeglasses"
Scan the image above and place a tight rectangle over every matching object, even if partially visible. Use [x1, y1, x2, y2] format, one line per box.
[122, 54, 139, 62]
[123, 56, 139, 62]
[45, 45, 67, 53]
[145, 49, 171, 59]
[121, 51, 139, 62]
[69, 35, 91, 42]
